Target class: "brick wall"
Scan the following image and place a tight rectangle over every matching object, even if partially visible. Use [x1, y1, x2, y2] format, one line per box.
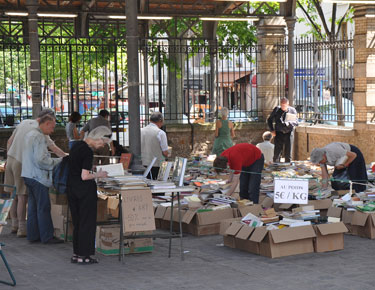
[295, 124, 375, 163]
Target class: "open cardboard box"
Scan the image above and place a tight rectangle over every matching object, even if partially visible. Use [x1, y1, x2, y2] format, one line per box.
[349, 211, 375, 239]
[222, 222, 316, 258]
[313, 222, 348, 252]
[308, 199, 333, 217]
[182, 208, 234, 236]
[96, 225, 153, 256]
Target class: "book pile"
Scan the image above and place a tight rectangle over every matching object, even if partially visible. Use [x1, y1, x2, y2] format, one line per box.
[292, 205, 320, 220]
[260, 208, 279, 224]
[241, 213, 263, 227]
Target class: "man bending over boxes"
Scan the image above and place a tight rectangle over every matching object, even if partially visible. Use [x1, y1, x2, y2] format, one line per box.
[213, 143, 264, 203]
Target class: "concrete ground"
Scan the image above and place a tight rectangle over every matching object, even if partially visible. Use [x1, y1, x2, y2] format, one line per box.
[0, 226, 374, 290]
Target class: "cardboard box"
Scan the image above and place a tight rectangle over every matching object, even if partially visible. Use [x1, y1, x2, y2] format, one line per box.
[96, 225, 153, 256]
[308, 199, 333, 217]
[107, 196, 119, 218]
[234, 225, 259, 254]
[223, 222, 243, 248]
[49, 191, 67, 205]
[97, 196, 109, 222]
[238, 205, 263, 217]
[341, 209, 356, 234]
[219, 217, 242, 236]
[182, 208, 234, 236]
[313, 222, 348, 252]
[258, 226, 316, 258]
[350, 211, 375, 239]
[327, 207, 342, 219]
[154, 205, 167, 229]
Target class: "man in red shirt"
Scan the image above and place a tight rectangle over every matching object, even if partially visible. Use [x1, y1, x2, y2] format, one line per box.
[213, 143, 264, 203]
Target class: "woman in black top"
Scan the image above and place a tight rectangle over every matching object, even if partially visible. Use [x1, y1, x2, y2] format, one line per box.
[67, 130, 109, 264]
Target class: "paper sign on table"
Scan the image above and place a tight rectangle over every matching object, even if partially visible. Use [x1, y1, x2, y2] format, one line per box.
[274, 178, 309, 205]
[121, 189, 156, 232]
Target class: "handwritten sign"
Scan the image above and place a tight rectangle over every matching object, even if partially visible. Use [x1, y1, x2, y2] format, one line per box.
[121, 189, 155, 232]
[274, 178, 309, 205]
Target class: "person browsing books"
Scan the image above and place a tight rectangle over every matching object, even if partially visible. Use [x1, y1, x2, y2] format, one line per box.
[310, 142, 367, 193]
[267, 97, 298, 163]
[141, 112, 170, 179]
[213, 143, 264, 203]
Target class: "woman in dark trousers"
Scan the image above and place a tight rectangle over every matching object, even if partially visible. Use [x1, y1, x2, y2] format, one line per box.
[67, 127, 110, 264]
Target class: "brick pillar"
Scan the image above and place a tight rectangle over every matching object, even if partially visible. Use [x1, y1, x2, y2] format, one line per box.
[353, 5, 375, 130]
[257, 18, 286, 120]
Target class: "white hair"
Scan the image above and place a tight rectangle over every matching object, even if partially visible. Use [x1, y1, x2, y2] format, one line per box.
[87, 126, 112, 143]
[220, 107, 229, 118]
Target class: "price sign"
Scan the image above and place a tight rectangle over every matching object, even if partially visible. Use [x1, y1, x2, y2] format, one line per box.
[274, 178, 309, 204]
[121, 189, 156, 232]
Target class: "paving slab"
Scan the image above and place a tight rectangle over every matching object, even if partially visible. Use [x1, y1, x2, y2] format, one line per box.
[1, 227, 374, 290]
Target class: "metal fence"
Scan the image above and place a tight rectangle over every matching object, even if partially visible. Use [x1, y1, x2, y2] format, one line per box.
[277, 37, 354, 126]
[0, 27, 261, 146]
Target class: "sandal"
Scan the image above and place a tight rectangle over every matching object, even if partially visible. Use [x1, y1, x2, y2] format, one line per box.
[77, 256, 99, 265]
[71, 255, 78, 264]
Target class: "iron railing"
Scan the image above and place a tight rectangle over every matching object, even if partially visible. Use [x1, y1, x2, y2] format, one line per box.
[277, 37, 354, 126]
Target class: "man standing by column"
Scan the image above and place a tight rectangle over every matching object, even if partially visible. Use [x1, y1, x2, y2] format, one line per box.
[21, 114, 63, 244]
[141, 112, 169, 179]
[267, 97, 298, 163]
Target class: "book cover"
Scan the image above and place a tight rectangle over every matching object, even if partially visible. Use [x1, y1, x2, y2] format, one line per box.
[120, 153, 132, 170]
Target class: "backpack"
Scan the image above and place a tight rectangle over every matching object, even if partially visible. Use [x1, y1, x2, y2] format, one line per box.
[53, 156, 69, 194]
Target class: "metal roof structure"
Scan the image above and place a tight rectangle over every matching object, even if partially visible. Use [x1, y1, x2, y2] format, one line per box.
[0, 0, 296, 20]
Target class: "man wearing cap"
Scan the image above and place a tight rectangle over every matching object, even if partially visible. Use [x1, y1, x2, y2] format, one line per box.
[267, 97, 298, 163]
[5, 109, 66, 238]
[80, 109, 115, 165]
[213, 143, 264, 203]
[141, 112, 170, 179]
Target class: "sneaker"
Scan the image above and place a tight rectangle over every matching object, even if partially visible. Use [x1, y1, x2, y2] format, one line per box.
[44, 237, 64, 244]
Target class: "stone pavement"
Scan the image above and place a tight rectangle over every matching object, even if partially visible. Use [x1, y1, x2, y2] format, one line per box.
[0, 226, 374, 290]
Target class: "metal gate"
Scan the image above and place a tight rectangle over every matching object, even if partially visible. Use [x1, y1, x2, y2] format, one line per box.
[277, 37, 354, 126]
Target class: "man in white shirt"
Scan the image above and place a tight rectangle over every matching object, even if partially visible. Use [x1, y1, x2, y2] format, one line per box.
[141, 112, 169, 179]
[256, 131, 274, 165]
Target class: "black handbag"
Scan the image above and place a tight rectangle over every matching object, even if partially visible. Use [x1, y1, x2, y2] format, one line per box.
[331, 168, 350, 190]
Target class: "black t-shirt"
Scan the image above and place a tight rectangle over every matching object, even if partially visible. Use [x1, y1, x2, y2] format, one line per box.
[68, 141, 96, 192]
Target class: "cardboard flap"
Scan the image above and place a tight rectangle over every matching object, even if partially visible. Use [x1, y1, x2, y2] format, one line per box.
[278, 203, 293, 209]
[98, 194, 108, 201]
[196, 208, 234, 225]
[182, 210, 196, 224]
[308, 199, 333, 210]
[270, 225, 316, 243]
[162, 207, 171, 221]
[351, 211, 369, 226]
[316, 222, 348, 235]
[154, 206, 167, 219]
[327, 207, 342, 218]
[225, 222, 243, 236]
[239, 205, 263, 217]
[249, 227, 268, 242]
[342, 209, 354, 224]
[371, 214, 375, 227]
[107, 197, 119, 210]
[261, 197, 274, 208]
[235, 226, 255, 240]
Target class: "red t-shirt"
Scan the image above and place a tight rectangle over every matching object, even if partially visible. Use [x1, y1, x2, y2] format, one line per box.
[221, 143, 262, 174]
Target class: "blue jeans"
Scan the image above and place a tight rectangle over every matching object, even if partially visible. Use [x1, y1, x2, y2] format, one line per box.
[23, 177, 54, 243]
[239, 154, 264, 203]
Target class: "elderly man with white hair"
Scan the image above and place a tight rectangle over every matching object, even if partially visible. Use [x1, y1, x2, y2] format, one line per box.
[141, 112, 169, 179]
[310, 142, 367, 193]
[67, 126, 110, 264]
[212, 107, 235, 156]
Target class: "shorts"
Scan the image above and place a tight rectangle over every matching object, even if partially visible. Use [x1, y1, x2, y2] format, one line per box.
[4, 156, 27, 195]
